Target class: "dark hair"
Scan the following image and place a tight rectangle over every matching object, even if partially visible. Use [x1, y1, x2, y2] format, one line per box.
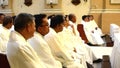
[2, 16, 13, 26]
[14, 13, 34, 31]
[50, 15, 64, 28]
[82, 15, 88, 20]
[47, 14, 55, 19]
[64, 15, 68, 21]
[68, 14, 74, 21]
[88, 15, 93, 18]
[12, 16, 16, 24]
[0, 13, 5, 16]
[34, 14, 47, 31]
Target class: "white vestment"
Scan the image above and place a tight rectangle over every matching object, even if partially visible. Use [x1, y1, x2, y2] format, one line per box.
[7, 31, 46, 68]
[28, 32, 62, 68]
[110, 33, 120, 68]
[60, 27, 95, 64]
[81, 21, 96, 44]
[44, 28, 84, 68]
[90, 20, 103, 36]
[58, 27, 87, 68]
[81, 20, 104, 45]
[69, 21, 80, 37]
[63, 22, 96, 64]
[0, 26, 10, 53]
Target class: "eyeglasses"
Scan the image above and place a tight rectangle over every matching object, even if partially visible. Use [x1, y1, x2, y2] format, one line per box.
[40, 23, 49, 27]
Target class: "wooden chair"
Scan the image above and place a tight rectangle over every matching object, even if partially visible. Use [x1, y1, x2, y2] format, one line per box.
[0, 53, 10, 68]
[102, 35, 114, 47]
[101, 55, 111, 68]
[77, 24, 89, 44]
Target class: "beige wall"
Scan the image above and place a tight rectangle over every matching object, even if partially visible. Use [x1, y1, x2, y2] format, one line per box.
[90, 0, 120, 34]
[102, 13, 120, 34]
[1, 0, 120, 33]
[11, 0, 91, 23]
[62, 0, 90, 23]
[0, 0, 13, 16]
[12, 0, 44, 15]
[106, 0, 120, 9]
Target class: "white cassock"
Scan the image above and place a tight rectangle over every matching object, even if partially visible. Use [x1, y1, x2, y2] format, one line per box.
[110, 33, 120, 68]
[58, 27, 87, 68]
[28, 32, 62, 68]
[69, 21, 80, 37]
[81, 20, 104, 45]
[73, 35, 97, 64]
[90, 20, 103, 36]
[61, 27, 95, 64]
[0, 26, 11, 53]
[44, 28, 84, 68]
[64, 22, 96, 64]
[81, 21, 96, 44]
[7, 31, 46, 68]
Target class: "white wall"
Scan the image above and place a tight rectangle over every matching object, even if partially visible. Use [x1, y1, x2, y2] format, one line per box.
[13, 0, 44, 15]
[62, 0, 90, 23]
[12, 0, 90, 23]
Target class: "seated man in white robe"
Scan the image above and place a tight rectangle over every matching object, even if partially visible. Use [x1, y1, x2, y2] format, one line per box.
[88, 15, 104, 37]
[58, 15, 88, 68]
[28, 14, 62, 68]
[7, 13, 46, 68]
[0, 16, 13, 53]
[81, 15, 104, 45]
[68, 14, 102, 63]
[44, 15, 84, 68]
[68, 14, 79, 36]
[68, 14, 95, 45]
[60, 15, 97, 64]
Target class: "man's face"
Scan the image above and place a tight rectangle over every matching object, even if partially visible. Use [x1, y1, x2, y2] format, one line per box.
[0, 15, 5, 23]
[72, 15, 76, 23]
[57, 23, 64, 32]
[84, 17, 89, 22]
[38, 18, 49, 36]
[28, 20, 36, 38]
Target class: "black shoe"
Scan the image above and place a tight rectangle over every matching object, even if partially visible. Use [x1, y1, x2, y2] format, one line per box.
[87, 43, 94, 46]
[87, 43, 98, 46]
[93, 59, 102, 63]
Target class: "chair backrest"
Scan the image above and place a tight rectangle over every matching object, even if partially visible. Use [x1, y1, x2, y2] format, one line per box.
[77, 24, 89, 43]
[102, 55, 111, 68]
[0, 53, 10, 68]
[103, 34, 114, 47]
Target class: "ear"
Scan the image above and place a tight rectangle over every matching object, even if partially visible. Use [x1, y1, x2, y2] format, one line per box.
[25, 24, 31, 32]
[37, 26, 42, 32]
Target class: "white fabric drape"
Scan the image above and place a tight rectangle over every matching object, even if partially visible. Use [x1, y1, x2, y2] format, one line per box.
[110, 33, 120, 68]
[0, 26, 10, 53]
[44, 28, 84, 68]
[28, 32, 62, 68]
[7, 31, 46, 68]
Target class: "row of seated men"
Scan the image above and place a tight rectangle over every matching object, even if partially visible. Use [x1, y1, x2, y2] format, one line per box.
[0, 13, 103, 68]
[69, 14, 106, 46]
